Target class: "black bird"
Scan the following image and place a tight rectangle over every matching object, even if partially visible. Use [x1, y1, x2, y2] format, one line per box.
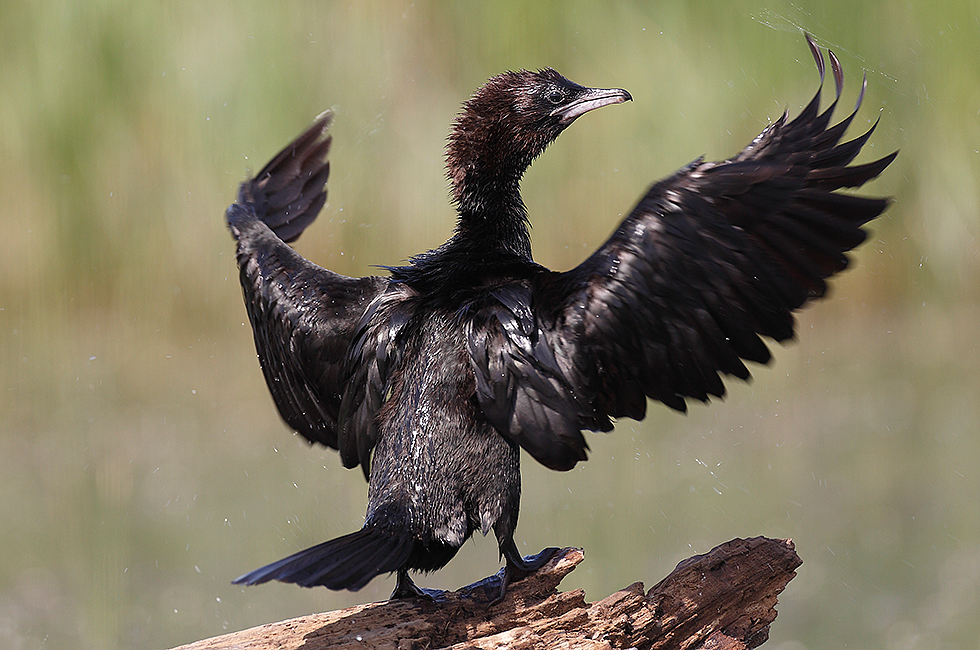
[226, 36, 895, 601]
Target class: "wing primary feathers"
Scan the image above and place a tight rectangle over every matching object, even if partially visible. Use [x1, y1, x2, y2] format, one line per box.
[808, 151, 899, 189]
[227, 113, 387, 451]
[805, 33, 825, 83]
[249, 112, 333, 197]
[532, 35, 896, 421]
[235, 111, 334, 243]
[828, 48, 844, 97]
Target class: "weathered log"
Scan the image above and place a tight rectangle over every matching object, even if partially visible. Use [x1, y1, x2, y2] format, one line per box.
[173, 536, 801, 650]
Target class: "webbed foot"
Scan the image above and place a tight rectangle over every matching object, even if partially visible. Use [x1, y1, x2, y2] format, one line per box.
[389, 569, 445, 601]
[486, 541, 560, 605]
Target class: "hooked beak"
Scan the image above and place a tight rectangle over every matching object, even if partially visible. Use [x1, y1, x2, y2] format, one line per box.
[551, 87, 632, 125]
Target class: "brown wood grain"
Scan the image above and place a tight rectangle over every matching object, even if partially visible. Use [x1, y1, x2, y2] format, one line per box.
[173, 537, 801, 650]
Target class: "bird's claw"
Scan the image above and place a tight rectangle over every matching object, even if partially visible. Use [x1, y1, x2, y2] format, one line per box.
[488, 545, 561, 605]
[389, 570, 445, 602]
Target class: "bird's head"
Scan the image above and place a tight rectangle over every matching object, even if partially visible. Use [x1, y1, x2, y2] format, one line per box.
[447, 69, 631, 210]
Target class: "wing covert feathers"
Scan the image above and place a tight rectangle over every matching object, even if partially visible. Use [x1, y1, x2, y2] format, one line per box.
[480, 36, 896, 467]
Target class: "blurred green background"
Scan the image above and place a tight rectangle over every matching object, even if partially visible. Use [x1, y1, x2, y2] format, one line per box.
[2, 0, 977, 648]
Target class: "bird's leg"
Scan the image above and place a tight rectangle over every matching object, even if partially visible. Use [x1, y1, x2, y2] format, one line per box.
[488, 539, 560, 605]
[390, 569, 425, 599]
[389, 568, 443, 601]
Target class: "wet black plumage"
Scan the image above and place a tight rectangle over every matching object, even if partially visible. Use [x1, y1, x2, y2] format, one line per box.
[226, 37, 896, 600]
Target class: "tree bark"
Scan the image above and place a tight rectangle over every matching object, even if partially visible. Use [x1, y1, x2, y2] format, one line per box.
[172, 536, 801, 650]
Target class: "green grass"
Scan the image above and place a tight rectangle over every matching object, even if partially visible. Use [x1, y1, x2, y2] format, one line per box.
[1, 1, 978, 649]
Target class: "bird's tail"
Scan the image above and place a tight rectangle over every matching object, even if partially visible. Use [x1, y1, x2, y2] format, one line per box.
[233, 527, 414, 591]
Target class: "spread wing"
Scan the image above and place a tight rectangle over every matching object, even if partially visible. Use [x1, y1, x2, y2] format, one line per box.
[475, 36, 897, 471]
[227, 112, 388, 449]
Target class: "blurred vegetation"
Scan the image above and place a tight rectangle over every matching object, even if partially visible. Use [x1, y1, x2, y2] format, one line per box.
[1, 0, 978, 649]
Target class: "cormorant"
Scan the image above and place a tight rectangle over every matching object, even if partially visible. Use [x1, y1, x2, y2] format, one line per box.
[226, 36, 896, 602]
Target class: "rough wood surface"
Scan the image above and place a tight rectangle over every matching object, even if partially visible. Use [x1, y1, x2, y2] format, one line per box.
[173, 537, 801, 650]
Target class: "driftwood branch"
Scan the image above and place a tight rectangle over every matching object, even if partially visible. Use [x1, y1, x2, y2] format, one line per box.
[173, 536, 801, 650]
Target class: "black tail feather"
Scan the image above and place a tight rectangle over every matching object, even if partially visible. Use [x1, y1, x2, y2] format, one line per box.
[233, 527, 414, 591]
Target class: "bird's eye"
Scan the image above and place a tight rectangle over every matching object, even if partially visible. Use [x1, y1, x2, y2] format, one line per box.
[545, 89, 564, 105]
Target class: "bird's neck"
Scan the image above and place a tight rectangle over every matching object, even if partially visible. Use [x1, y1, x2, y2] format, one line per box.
[450, 182, 532, 260]
[389, 174, 533, 291]
[446, 132, 536, 261]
